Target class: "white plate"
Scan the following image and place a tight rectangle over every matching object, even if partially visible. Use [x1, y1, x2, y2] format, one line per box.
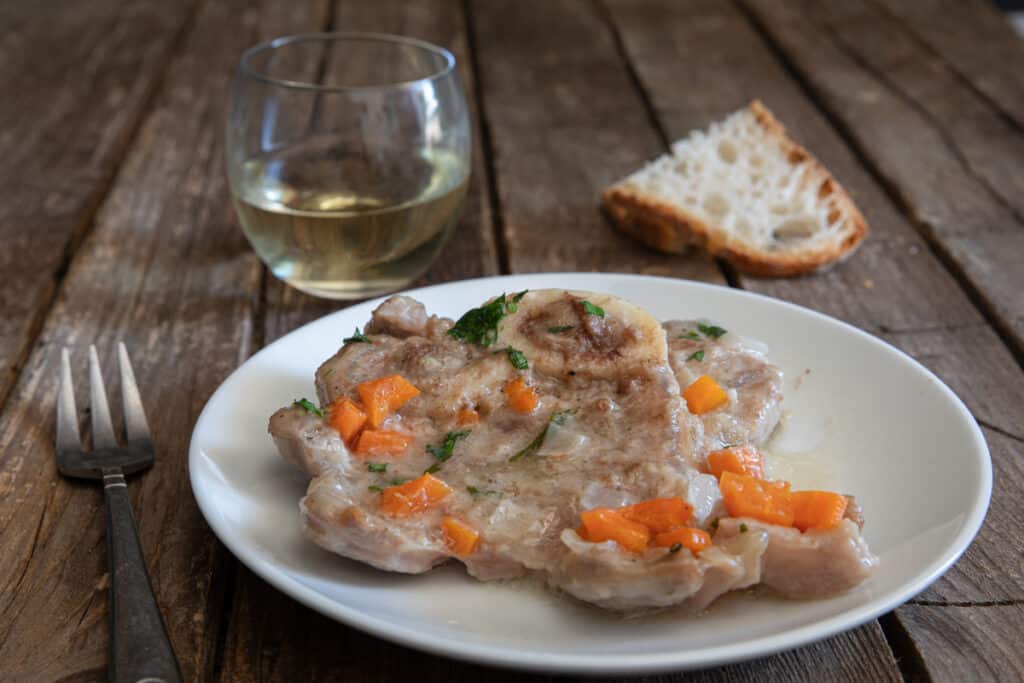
[189, 273, 990, 674]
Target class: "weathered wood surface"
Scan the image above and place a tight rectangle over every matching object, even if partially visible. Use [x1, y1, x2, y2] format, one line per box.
[895, 604, 1024, 682]
[0, 0, 195, 410]
[739, 0, 1024, 361]
[0, 0, 327, 680]
[3, 0, 1024, 680]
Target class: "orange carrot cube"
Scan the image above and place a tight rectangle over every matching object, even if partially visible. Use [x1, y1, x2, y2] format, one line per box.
[619, 498, 694, 534]
[791, 490, 848, 532]
[504, 378, 538, 413]
[456, 408, 480, 426]
[328, 397, 367, 444]
[683, 375, 729, 414]
[577, 508, 651, 554]
[356, 374, 420, 427]
[441, 516, 480, 557]
[707, 445, 764, 479]
[719, 471, 794, 527]
[379, 474, 452, 517]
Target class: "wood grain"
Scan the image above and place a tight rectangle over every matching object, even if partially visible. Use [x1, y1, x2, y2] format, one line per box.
[894, 603, 1024, 682]
[876, 0, 1024, 131]
[739, 0, 1024, 360]
[471, 0, 723, 282]
[0, 1, 327, 680]
[605, 0, 1024, 606]
[0, 0, 195, 412]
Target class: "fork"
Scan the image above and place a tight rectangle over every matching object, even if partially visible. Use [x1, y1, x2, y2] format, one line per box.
[57, 344, 182, 683]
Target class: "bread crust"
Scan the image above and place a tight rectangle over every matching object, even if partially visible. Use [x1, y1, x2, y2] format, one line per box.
[602, 100, 869, 277]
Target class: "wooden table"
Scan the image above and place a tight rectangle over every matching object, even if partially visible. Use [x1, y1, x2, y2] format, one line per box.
[2, 0, 1023, 680]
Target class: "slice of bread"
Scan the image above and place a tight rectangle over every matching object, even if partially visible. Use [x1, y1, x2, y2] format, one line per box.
[602, 101, 868, 277]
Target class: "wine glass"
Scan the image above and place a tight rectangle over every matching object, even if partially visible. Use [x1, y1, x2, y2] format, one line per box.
[226, 32, 471, 300]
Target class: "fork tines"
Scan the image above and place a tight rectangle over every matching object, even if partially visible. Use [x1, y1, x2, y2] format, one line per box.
[57, 343, 153, 456]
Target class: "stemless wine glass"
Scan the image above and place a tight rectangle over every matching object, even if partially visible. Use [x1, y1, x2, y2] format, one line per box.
[226, 33, 471, 299]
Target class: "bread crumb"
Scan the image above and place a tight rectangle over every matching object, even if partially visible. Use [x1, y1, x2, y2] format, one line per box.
[863, 279, 874, 289]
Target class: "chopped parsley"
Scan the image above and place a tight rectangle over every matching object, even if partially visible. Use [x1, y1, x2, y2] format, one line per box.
[580, 300, 605, 317]
[678, 330, 701, 340]
[506, 347, 529, 370]
[423, 462, 442, 475]
[343, 327, 371, 344]
[448, 291, 528, 347]
[292, 398, 323, 418]
[686, 349, 705, 362]
[426, 430, 470, 463]
[698, 322, 728, 339]
[739, 523, 749, 533]
[669, 543, 683, 554]
[367, 462, 388, 473]
[467, 485, 501, 498]
[547, 325, 574, 334]
[509, 409, 576, 462]
[367, 485, 384, 493]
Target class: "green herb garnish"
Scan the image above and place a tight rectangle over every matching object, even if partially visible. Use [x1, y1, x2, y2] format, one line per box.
[669, 543, 682, 553]
[367, 462, 388, 473]
[506, 347, 529, 370]
[678, 330, 700, 340]
[423, 463, 442, 475]
[292, 398, 323, 418]
[698, 322, 727, 339]
[548, 325, 574, 334]
[448, 291, 528, 347]
[368, 478, 409, 493]
[739, 523, 749, 533]
[686, 349, 705, 362]
[426, 430, 471, 463]
[580, 300, 605, 317]
[467, 485, 502, 498]
[344, 327, 371, 344]
[509, 409, 576, 462]
[367, 485, 384, 493]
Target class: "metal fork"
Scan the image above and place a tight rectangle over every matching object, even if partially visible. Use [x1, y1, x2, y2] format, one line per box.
[57, 344, 182, 683]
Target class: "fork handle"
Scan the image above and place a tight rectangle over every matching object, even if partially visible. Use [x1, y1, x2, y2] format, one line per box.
[103, 471, 182, 683]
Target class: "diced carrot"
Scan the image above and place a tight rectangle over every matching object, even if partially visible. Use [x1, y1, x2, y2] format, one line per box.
[652, 527, 712, 555]
[356, 374, 420, 427]
[379, 474, 452, 517]
[619, 498, 694, 534]
[577, 508, 651, 554]
[504, 378, 538, 413]
[456, 408, 480, 426]
[354, 429, 412, 456]
[791, 490, 849, 532]
[441, 516, 480, 557]
[683, 375, 729, 415]
[706, 445, 764, 479]
[328, 397, 367, 444]
[719, 471, 795, 527]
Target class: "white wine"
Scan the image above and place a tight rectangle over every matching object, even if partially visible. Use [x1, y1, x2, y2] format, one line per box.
[233, 147, 468, 299]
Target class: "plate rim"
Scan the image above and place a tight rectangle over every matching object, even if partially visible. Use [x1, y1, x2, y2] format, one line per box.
[189, 272, 992, 674]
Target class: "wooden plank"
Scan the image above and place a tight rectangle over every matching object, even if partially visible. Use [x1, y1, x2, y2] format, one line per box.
[877, 0, 1024, 132]
[0, 1, 327, 680]
[471, 0, 723, 282]
[223, 569, 898, 683]
[262, 0, 500, 344]
[806, 0, 1024, 241]
[0, 0, 195, 411]
[605, 0, 1024, 604]
[894, 603, 1024, 682]
[738, 0, 1024, 360]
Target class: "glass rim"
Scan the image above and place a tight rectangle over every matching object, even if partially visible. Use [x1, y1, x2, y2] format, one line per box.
[239, 31, 457, 93]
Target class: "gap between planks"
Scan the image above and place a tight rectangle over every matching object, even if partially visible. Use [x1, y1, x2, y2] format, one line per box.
[0, 0, 206, 421]
[732, 0, 1024, 370]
